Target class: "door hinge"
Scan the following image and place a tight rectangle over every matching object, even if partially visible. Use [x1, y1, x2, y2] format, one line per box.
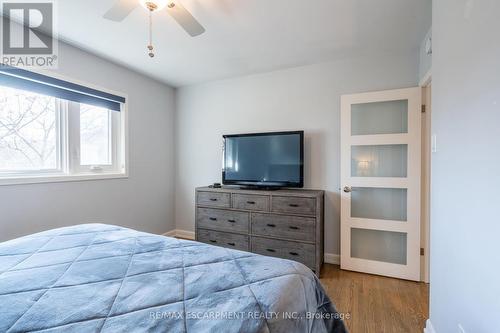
[421, 105, 426, 113]
[420, 247, 425, 256]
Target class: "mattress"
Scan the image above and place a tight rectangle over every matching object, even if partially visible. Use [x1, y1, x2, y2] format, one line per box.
[0, 224, 346, 333]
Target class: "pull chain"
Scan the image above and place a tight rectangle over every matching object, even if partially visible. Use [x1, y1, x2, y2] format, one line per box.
[147, 9, 154, 57]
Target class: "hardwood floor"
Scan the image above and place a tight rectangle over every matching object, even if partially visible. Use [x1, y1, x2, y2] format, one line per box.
[175, 234, 428, 332]
[320, 264, 429, 333]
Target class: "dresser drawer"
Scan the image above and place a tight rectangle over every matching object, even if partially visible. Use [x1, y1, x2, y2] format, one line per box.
[233, 194, 270, 211]
[197, 229, 249, 251]
[197, 208, 249, 234]
[251, 237, 315, 268]
[197, 191, 231, 208]
[251, 213, 315, 242]
[271, 196, 316, 215]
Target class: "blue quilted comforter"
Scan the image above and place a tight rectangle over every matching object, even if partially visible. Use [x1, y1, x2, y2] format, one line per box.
[0, 224, 346, 333]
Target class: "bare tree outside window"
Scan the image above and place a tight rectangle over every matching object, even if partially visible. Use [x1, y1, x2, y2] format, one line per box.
[0, 86, 57, 171]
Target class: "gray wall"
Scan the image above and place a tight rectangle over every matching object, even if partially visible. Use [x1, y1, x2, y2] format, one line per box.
[0, 42, 176, 241]
[431, 0, 500, 332]
[175, 53, 419, 255]
[419, 27, 432, 82]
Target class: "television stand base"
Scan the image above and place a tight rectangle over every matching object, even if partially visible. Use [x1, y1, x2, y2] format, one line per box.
[238, 185, 282, 191]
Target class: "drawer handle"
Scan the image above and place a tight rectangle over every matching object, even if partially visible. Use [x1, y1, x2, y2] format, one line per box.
[246, 201, 256, 205]
[209, 239, 217, 243]
[266, 223, 276, 227]
[289, 252, 299, 256]
[209, 198, 218, 202]
[266, 248, 276, 253]
[227, 242, 236, 246]
[289, 204, 299, 207]
[227, 219, 236, 223]
[289, 226, 299, 230]
[209, 217, 217, 221]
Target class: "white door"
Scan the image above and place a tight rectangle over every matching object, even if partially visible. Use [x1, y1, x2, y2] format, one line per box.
[340, 87, 421, 281]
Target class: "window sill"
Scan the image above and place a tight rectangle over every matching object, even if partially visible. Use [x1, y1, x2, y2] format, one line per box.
[0, 172, 128, 186]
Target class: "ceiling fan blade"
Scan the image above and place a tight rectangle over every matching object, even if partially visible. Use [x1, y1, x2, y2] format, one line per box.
[167, 1, 206, 37]
[103, 0, 139, 22]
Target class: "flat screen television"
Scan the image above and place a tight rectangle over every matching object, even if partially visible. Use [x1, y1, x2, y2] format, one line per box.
[222, 131, 304, 188]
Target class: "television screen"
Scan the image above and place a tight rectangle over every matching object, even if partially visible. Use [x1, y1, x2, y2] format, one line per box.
[222, 131, 303, 187]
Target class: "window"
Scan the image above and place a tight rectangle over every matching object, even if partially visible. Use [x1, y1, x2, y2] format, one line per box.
[0, 68, 127, 185]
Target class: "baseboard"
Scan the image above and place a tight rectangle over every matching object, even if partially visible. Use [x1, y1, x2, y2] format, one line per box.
[163, 230, 177, 237]
[324, 253, 340, 265]
[176, 229, 195, 240]
[162, 229, 195, 240]
[424, 319, 436, 333]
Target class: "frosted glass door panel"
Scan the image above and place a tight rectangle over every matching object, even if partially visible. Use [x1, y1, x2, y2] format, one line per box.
[351, 228, 407, 265]
[351, 144, 408, 177]
[351, 187, 407, 221]
[351, 100, 408, 135]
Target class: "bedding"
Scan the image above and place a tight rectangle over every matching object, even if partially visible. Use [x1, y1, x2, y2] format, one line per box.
[0, 224, 346, 333]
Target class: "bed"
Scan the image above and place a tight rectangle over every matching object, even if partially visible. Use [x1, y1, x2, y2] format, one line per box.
[0, 224, 346, 333]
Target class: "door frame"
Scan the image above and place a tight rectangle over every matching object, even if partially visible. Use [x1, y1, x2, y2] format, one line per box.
[420, 72, 432, 283]
[340, 87, 422, 281]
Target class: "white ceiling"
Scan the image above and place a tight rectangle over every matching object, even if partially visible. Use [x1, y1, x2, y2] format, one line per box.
[55, 0, 431, 87]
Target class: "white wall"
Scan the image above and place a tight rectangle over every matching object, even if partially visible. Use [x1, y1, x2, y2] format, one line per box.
[175, 53, 419, 255]
[0, 41, 176, 241]
[431, 0, 500, 332]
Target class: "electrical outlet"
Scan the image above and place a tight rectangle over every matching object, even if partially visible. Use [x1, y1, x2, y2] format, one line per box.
[458, 323, 466, 333]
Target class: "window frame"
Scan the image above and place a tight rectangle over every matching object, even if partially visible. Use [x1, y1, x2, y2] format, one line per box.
[67, 101, 122, 174]
[0, 69, 129, 186]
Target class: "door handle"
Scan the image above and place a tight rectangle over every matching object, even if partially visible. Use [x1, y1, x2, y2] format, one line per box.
[343, 186, 352, 193]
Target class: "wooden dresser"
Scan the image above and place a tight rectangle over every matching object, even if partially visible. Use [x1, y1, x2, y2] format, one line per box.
[195, 186, 324, 275]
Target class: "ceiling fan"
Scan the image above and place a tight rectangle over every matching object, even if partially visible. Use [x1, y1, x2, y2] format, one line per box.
[103, 0, 205, 57]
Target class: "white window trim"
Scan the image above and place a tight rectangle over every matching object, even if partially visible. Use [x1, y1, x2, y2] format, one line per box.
[0, 70, 129, 186]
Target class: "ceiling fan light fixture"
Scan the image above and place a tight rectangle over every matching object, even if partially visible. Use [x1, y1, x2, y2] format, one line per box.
[139, 0, 170, 12]
[103, 0, 205, 58]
